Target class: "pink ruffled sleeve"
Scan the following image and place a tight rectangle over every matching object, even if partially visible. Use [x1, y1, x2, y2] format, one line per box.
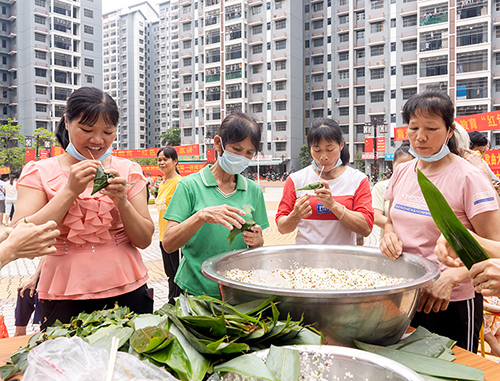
[125, 161, 148, 199]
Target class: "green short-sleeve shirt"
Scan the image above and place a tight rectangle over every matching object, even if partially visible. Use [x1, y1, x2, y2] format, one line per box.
[164, 165, 270, 298]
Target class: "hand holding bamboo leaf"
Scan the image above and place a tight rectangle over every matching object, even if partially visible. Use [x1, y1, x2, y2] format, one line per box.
[199, 205, 247, 231]
[293, 182, 324, 192]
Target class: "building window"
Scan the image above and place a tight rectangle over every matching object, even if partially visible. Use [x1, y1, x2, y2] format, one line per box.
[34, 15, 46, 25]
[275, 121, 287, 131]
[252, 25, 263, 35]
[35, 103, 47, 112]
[371, 0, 384, 10]
[370, 21, 383, 33]
[276, 142, 287, 151]
[275, 60, 286, 70]
[275, 19, 286, 29]
[35, 68, 47, 77]
[275, 81, 286, 91]
[339, 70, 349, 79]
[35, 86, 47, 95]
[356, 106, 365, 115]
[86, 75, 94, 83]
[252, 103, 263, 113]
[403, 15, 417, 27]
[371, 91, 384, 103]
[338, 51, 349, 61]
[339, 33, 349, 43]
[84, 58, 94, 67]
[370, 45, 384, 56]
[403, 64, 417, 76]
[35, 51, 47, 60]
[312, 55, 324, 65]
[356, 87, 365, 96]
[84, 41, 94, 51]
[356, 68, 365, 78]
[84, 25, 94, 35]
[252, 44, 263, 54]
[402, 39, 417, 52]
[370, 68, 384, 79]
[275, 40, 286, 50]
[84, 8, 94, 18]
[275, 101, 287, 111]
[391, 18, 396, 27]
[339, 107, 349, 116]
[402, 88, 417, 99]
[339, 15, 349, 24]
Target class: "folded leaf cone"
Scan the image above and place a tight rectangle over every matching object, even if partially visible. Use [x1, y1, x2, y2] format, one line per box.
[227, 216, 256, 246]
[417, 169, 489, 269]
[91, 166, 115, 195]
[294, 183, 324, 191]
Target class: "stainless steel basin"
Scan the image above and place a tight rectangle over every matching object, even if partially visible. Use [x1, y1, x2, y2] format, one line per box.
[202, 245, 440, 347]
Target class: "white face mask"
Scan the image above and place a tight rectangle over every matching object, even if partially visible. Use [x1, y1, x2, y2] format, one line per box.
[218, 140, 252, 175]
[409, 128, 451, 162]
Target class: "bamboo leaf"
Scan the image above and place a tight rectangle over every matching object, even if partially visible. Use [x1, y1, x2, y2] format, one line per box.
[294, 182, 324, 191]
[0, 364, 20, 381]
[214, 354, 279, 381]
[129, 326, 172, 354]
[227, 216, 256, 246]
[265, 345, 300, 381]
[354, 340, 485, 381]
[417, 169, 490, 269]
[91, 166, 116, 195]
[85, 325, 133, 351]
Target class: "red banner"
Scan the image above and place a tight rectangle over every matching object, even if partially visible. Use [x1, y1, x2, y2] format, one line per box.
[25, 149, 36, 162]
[39, 150, 49, 160]
[141, 163, 206, 178]
[51, 146, 65, 156]
[206, 148, 215, 162]
[364, 138, 373, 153]
[114, 144, 200, 159]
[455, 110, 500, 133]
[394, 126, 409, 142]
[376, 137, 385, 153]
[0, 167, 10, 175]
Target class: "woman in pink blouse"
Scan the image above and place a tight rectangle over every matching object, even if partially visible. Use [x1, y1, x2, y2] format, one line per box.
[13, 87, 155, 329]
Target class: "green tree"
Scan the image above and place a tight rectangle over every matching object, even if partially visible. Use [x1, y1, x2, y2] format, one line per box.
[0, 119, 24, 172]
[353, 152, 366, 173]
[32, 127, 58, 160]
[131, 157, 157, 166]
[159, 127, 181, 146]
[298, 144, 311, 169]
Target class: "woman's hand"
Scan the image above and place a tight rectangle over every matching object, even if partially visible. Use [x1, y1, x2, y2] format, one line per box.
[242, 224, 264, 248]
[379, 232, 404, 260]
[290, 194, 312, 220]
[434, 234, 463, 268]
[315, 181, 336, 211]
[99, 169, 128, 207]
[18, 276, 38, 298]
[200, 205, 247, 230]
[417, 270, 458, 313]
[66, 160, 99, 197]
[470, 259, 500, 297]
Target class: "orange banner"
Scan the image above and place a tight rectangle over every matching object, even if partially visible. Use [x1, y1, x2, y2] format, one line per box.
[114, 144, 200, 159]
[364, 138, 373, 153]
[39, 150, 49, 160]
[141, 163, 206, 178]
[51, 146, 65, 156]
[455, 110, 500, 133]
[394, 126, 409, 142]
[0, 167, 10, 175]
[376, 137, 385, 153]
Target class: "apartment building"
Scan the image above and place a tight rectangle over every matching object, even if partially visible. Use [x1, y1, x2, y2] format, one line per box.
[103, 2, 158, 150]
[0, 0, 102, 136]
[156, 0, 303, 170]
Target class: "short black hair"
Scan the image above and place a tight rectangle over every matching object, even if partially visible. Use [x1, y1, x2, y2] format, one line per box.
[307, 118, 349, 165]
[55, 87, 119, 149]
[468, 131, 488, 149]
[157, 146, 178, 162]
[402, 90, 459, 155]
[217, 112, 261, 152]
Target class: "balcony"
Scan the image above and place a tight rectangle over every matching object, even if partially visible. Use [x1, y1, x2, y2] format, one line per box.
[250, 0, 264, 4]
[250, 56, 263, 64]
[311, 103, 324, 109]
[368, 59, 385, 67]
[180, 15, 192, 23]
[311, 85, 324, 91]
[368, 106, 385, 115]
[179, 33, 192, 41]
[8, 29, 16, 38]
[8, 12, 16, 21]
[420, 13, 448, 26]
[180, 51, 192, 58]
[367, 12, 384, 22]
[249, 16, 263, 25]
[337, 62, 349, 70]
[273, 115, 287, 121]
[311, 31, 324, 39]
[272, 52, 287, 61]
[400, 30, 417, 41]
[368, 83, 385, 92]
[273, 94, 287, 101]
[368, 36, 385, 45]
[311, 48, 324, 56]
[273, 11, 287, 21]
[311, 67, 324, 74]
[8, 47, 16, 55]
[401, 79, 417, 88]
[226, 90, 242, 99]
[250, 96, 263, 104]
[249, 36, 263, 45]
[400, 3, 417, 16]
[273, 31, 287, 41]
[273, 73, 287, 81]
[337, 5, 349, 14]
[311, 12, 324, 21]
[250, 76, 264, 84]
[206, 93, 221, 102]
[226, 71, 242, 80]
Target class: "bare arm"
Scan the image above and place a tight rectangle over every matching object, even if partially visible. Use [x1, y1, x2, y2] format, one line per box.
[373, 209, 388, 229]
[379, 201, 404, 260]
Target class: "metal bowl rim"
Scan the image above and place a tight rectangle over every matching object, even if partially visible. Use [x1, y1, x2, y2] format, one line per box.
[247, 345, 425, 381]
[202, 245, 440, 298]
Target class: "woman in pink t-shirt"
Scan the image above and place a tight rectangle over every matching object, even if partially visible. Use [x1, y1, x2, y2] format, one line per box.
[380, 90, 500, 352]
[14, 87, 155, 329]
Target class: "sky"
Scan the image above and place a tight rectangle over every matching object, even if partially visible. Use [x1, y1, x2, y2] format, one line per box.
[102, 0, 156, 14]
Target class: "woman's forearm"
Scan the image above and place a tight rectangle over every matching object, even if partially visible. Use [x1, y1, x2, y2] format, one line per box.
[276, 213, 301, 234]
[337, 207, 372, 237]
[373, 210, 387, 229]
[162, 210, 206, 253]
[118, 199, 154, 249]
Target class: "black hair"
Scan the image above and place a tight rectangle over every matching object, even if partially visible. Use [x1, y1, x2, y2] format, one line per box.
[393, 144, 414, 163]
[55, 87, 119, 149]
[468, 131, 488, 149]
[157, 146, 179, 162]
[9, 172, 18, 185]
[217, 112, 261, 152]
[402, 90, 459, 155]
[307, 118, 349, 165]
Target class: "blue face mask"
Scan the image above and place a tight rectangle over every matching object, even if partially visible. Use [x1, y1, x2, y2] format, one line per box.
[312, 157, 343, 172]
[409, 129, 451, 162]
[218, 140, 252, 175]
[66, 142, 113, 162]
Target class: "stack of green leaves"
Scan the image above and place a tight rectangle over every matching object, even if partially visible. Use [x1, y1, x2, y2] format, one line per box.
[0, 295, 321, 381]
[355, 326, 485, 381]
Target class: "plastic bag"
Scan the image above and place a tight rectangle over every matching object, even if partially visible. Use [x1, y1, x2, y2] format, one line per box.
[23, 336, 178, 381]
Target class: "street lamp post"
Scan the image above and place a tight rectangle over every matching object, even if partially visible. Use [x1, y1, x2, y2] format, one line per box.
[365, 118, 387, 184]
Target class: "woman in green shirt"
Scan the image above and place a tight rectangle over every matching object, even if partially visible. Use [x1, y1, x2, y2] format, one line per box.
[162, 113, 269, 298]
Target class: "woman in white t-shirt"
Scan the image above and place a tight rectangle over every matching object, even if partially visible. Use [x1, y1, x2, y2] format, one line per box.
[380, 90, 500, 352]
[3, 173, 18, 225]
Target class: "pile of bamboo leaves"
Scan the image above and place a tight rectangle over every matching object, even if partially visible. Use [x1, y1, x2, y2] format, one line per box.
[0, 294, 322, 381]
